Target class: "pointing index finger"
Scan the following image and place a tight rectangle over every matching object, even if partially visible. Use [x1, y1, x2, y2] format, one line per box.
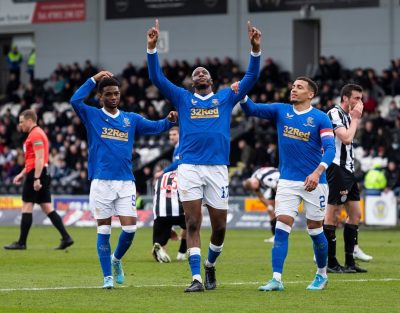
[247, 20, 252, 33]
[155, 19, 160, 31]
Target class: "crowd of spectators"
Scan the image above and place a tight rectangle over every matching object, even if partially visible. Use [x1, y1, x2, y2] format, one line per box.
[1, 54, 400, 196]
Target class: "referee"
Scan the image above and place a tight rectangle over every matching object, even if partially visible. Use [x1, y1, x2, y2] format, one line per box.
[4, 110, 74, 250]
[152, 170, 186, 263]
[324, 84, 368, 273]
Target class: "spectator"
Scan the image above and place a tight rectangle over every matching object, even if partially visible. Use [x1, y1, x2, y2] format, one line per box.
[6, 46, 23, 83]
[385, 160, 400, 195]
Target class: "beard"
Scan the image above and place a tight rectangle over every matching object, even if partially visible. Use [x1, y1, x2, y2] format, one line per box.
[195, 81, 209, 89]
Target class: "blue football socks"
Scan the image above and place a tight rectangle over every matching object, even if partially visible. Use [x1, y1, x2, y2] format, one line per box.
[114, 230, 135, 260]
[97, 233, 112, 277]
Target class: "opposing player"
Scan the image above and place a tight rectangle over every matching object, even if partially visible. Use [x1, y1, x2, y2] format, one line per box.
[70, 71, 177, 289]
[243, 167, 280, 243]
[238, 77, 335, 291]
[152, 170, 187, 263]
[147, 19, 261, 292]
[324, 83, 370, 273]
[154, 126, 185, 250]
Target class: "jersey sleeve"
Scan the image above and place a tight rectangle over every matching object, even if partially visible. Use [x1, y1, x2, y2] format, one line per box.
[70, 78, 96, 123]
[31, 132, 45, 152]
[163, 160, 179, 173]
[240, 97, 279, 121]
[319, 114, 336, 168]
[230, 52, 261, 104]
[328, 108, 345, 130]
[147, 49, 185, 109]
[135, 114, 175, 135]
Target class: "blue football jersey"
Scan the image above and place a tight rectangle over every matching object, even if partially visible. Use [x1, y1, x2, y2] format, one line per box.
[241, 98, 335, 183]
[148, 50, 260, 165]
[70, 78, 174, 181]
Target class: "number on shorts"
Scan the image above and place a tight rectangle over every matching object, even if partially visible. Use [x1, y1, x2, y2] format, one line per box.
[132, 195, 136, 208]
[319, 195, 326, 208]
[221, 185, 229, 199]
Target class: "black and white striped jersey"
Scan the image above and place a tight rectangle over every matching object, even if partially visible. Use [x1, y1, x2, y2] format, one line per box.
[153, 171, 184, 218]
[327, 105, 354, 173]
[251, 167, 280, 199]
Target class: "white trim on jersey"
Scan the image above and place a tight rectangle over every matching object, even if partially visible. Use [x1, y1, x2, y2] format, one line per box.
[327, 106, 355, 172]
[153, 171, 183, 218]
[193, 92, 214, 100]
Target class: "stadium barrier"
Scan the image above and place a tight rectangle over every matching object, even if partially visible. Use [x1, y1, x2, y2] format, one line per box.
[0, 194, 397, 228]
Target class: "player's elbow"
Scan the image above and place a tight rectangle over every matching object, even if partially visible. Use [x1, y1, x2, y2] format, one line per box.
[342, 138, 352, 145]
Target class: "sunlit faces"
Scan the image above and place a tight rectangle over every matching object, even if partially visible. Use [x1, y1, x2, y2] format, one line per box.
[100, 86, 120, 109]
[344, 90, 362, 110]
[169, 128, 179, 145]
[192, 67, 212, 89]
[290, 80, 314, 104]
[18, 116, 33, 133]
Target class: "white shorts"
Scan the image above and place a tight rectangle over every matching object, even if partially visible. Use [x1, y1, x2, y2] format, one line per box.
[275, 179, 328, 221]
[177, 164, 229, 210]
[89, 179, 137, 219]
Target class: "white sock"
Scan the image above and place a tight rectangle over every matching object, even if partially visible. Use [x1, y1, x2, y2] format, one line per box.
[193, 274, 202, 283]
[273, 272, 282, 282]
[317, 267, 327, 278]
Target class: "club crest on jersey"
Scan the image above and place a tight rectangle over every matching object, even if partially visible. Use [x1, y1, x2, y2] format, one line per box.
[286, 113, 294, 119]
[123, 118, 131, 127]
[191, 99, 198, 105]
[212, 99, 219, 106]
[303, 117, 316, 127]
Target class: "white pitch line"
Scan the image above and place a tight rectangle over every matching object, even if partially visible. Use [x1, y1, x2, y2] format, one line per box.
[1, 278, 399, 292]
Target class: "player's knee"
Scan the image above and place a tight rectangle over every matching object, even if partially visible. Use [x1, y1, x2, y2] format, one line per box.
[186, 218, 200, 234]
[347, 212, 361, 224]
[212, 226, 226, 240]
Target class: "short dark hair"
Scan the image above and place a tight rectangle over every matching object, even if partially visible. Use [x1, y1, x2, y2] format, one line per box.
[340, 83, 363, 102]
[295, 76, 318, 97]
[98, 77, 121, 93]
[20, 109, 37, 123]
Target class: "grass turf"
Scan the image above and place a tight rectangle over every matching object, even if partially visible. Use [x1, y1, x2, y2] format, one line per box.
[0, 226, 399, 313]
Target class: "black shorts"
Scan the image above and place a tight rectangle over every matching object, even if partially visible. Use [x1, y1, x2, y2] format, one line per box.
[22, 168, 51, 204]
[153, 215, 186, 246]
[327, 163, 360, 205]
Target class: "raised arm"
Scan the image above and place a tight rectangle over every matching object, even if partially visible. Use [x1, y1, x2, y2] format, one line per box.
[136, 110, 177, 136]
[147, 19, 183, 105]
[240, 96, 278, 120]
[334, 101, 363, 145]
[231, 22, 262, 103]
[70, 71, 113, 121]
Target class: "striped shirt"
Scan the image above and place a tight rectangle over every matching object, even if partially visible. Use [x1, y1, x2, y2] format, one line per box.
[153, 171, 184, 218]
[251, 167, 280, 200]
[327, 105, 354, 172]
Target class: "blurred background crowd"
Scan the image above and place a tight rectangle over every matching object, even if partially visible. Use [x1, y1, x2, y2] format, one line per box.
[1, 51, 400, 197]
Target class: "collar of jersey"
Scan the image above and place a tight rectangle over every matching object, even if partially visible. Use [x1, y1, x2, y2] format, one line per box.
[194, 92, 214, 100]
[293, 105, 312, 115]
[102, 107, 120, 118]
[336, 104, 349, 116]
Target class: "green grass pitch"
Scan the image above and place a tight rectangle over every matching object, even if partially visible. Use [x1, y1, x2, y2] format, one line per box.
[0, 226, 399, 313]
